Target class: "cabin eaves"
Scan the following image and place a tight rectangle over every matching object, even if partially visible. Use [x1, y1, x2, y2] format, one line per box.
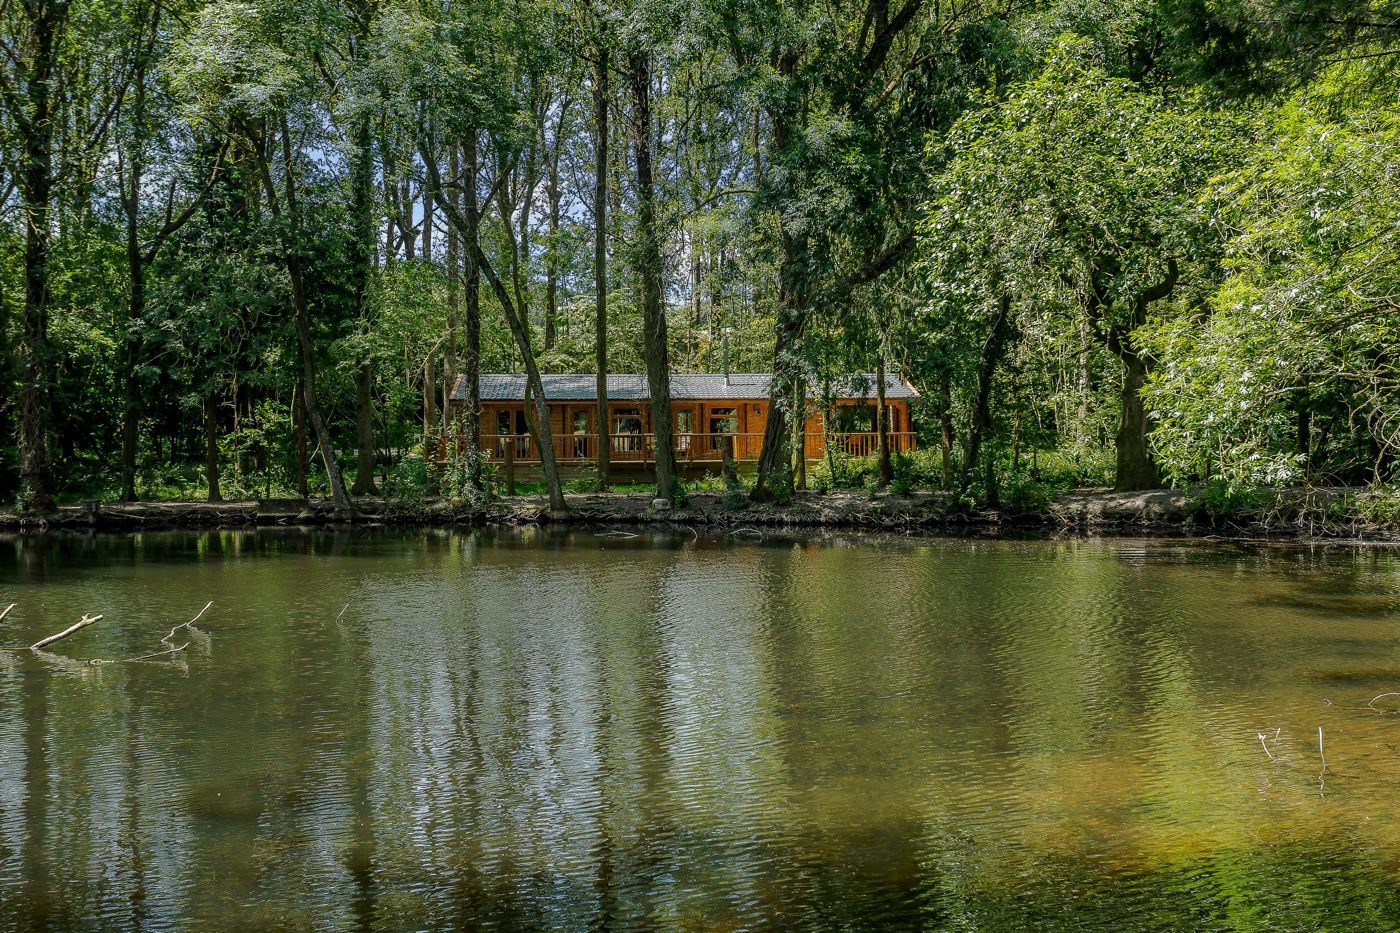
[451, 373, 917, 403]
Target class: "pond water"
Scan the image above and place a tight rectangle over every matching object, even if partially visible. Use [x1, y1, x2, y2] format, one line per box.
[2, 529, 1400, 930]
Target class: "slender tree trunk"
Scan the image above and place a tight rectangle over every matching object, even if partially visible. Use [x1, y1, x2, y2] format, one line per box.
[875, 353, 892, 488]
[119, 42, 147, 503]
[120, 219, 143, 502]
[545, 185, 561, 350]
[260, 115, 351, 514]
[205, 394, 221, 502]
[423, 352, 438, 495]
[443, 147, 460, 431]
[420, 137, 560, 505]
[1297, 405, 1311, 481]
[1076, 319, 1090, 442]
[462, 136, 483, 494]
[421, 127, 434, 261]
[351, 371, 376, 495]
[938, 373, 954, 488]
[629, 50, 678, 502]
[592, 48, 611, 488]
[475, 247, 563, 509]
[963, 294, 1013, 485]
[351, 115, 378, 496]
[296, 384, 308, 497]
[16, 1, 62, 513]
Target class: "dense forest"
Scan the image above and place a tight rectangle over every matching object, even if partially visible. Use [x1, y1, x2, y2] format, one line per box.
[0, 0, 1395, 513]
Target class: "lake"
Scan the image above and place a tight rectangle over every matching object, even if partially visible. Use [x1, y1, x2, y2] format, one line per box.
[2, 529, 1399, 930]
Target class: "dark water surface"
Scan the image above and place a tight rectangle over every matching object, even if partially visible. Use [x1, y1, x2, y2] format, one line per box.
[3, 529, 1400, 931]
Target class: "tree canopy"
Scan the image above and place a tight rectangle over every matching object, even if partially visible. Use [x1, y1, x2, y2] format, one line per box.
[0, 0, 1395, 508]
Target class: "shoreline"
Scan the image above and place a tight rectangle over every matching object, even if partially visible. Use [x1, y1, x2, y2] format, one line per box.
[2, 487, 1396, 545]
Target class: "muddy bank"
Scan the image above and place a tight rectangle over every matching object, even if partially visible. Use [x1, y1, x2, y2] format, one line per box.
[0, 486, 1391, 542]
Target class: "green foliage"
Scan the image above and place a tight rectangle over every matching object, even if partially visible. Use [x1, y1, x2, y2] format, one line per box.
[1189, 479, 1269, 521]
[1144, 98, 1400, 487]
[2, 0, 1398, 514]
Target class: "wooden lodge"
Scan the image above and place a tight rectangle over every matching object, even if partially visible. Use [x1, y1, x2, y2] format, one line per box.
[444, 373, 917, 477]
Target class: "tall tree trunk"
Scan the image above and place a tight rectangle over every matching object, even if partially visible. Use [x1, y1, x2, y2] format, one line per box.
[752, 243, 804, 501]
[120, 213, 143, 502]
[423, 352, 438, 495]
[205, 393, 221, 502]
[351, 371, 376, 495]
[1114, 343, 1161, 492]
[938, 372, 954, 488]
[592, 48, 611, 488]
[421, 128, 433, 261]
[462, 135, 483, 494]
[15, 0, 63, 513]
[350, 115, 378, 497]
[260, 115, 351, 514]
[295, 383, 308, 497]
[443, 146, 460, 432]
[963, 294, 1013, 485]
[751, 49, 804, 503]
[876, 351, 892, 489]
[545, 180, 561, 350]
[419, 138, 568, 507]
[629, 50, 678, 502]
[118, 32, 147, 503]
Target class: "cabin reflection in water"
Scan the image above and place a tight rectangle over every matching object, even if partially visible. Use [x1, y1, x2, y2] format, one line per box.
[442, 372, 917, 476]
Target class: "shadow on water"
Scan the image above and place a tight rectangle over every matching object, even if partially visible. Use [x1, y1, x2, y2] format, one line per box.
[3, 530, 1400, 929]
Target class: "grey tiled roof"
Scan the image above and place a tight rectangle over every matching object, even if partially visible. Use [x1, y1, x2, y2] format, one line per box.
[452, 373, 916, 403]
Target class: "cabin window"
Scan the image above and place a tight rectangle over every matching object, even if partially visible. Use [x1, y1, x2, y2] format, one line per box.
[709, 407, 738, 435]
[495, 409, 528, 458]
[675, 410, 693, 453]
[570, 410, 591, 458]
[614, 408, 643, 452]
[833, 406, 873, 433]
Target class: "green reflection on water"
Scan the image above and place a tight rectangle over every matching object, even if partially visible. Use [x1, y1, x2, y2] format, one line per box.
[1, 530, 1400, 930]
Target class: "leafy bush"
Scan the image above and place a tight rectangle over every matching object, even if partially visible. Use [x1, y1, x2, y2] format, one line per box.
[1189, 478, 1269, 519]
[1002, 476, 1055, 515]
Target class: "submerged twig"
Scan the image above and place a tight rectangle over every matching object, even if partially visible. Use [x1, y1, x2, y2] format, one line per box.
[93, 602, 212, 665]
[91, 645, 189, 666]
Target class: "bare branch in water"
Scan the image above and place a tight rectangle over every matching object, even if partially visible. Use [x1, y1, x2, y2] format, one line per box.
[1257, 733, 1277, 761]
[1367, 692, 1400, 711]
[160, 602, 212, 649]
[29, 614, 104, 650]
[0, 603, 15, 622]
[1318, 726, 1328, 794]
[94, 602, 212, 665]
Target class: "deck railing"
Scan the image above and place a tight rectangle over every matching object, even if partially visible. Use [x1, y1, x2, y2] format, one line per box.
[440, 431, 915, 464]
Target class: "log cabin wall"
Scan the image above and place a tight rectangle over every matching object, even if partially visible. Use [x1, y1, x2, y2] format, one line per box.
[465, 396, 911, 462]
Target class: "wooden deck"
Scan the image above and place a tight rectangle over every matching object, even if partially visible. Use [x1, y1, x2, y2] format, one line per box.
[440, 431, 917, 467]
